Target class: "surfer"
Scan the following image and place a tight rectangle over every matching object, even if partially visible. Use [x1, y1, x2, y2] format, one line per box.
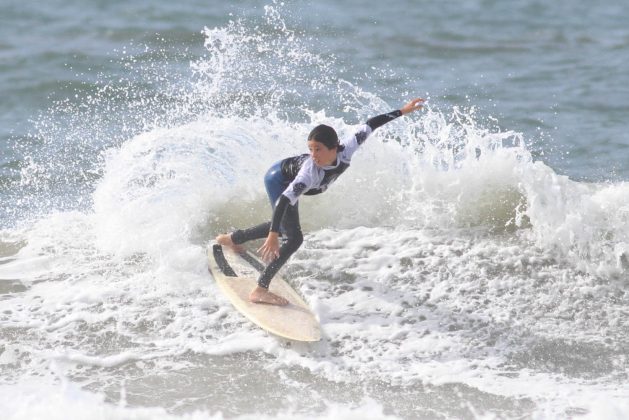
[217, 98, 425, 305]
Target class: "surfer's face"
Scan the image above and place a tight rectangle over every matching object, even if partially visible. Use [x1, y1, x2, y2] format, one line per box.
[308, 140, 337, 167]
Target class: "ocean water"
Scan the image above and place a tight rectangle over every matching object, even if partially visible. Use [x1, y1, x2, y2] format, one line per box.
[1, 0, 629, 419]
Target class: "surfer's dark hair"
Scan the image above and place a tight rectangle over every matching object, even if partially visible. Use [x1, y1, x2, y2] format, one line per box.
[308, 124, 345, 151]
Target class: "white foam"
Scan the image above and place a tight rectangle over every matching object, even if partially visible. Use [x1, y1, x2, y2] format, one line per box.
[3, 107, 628, 417]
[522, 163, 629, 276]
[0, 379, 401, 420]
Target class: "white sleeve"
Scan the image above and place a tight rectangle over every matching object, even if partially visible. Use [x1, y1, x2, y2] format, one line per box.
[281, 159, 316, 205]
[341, 124, 373, 160]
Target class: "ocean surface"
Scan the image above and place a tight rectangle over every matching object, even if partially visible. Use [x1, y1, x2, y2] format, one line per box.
[2, 0, 629, 418]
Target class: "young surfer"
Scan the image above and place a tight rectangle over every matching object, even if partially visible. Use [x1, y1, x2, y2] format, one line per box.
[216, 98, 425, 305]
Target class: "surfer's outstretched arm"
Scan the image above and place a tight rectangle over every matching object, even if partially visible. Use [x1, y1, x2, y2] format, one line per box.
[365, 98, 424, 130]
[344, 97, 425, 153]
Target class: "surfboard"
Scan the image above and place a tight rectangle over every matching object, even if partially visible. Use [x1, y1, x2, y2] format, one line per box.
[207, 243, 321, 342]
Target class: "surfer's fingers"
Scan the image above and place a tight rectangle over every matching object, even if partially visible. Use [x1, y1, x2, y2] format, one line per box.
[412, 98, 425, 108]
[257, 245, 268, 260]
[401, 98, 425, 114]
[258, 247, 276, 263]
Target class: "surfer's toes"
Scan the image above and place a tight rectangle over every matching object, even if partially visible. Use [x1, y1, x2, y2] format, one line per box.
[274, 296, 289, 306]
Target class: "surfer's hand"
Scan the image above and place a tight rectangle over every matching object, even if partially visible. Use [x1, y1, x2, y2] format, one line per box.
[258, 232, 280, 263]
[400, 98, 425, 115]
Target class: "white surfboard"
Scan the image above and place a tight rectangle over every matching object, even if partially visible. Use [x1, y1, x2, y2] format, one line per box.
[207, 243, 321, 342]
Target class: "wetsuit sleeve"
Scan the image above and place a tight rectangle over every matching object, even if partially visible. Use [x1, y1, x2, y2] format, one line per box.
[270, 195, 290, 233]
[341, 110, 403, 159]
[365, 110, 403, 131]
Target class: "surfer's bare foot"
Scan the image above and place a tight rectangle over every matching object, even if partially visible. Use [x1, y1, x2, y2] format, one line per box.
[250, 286, 289, 306]
[215, 233, 245, 254]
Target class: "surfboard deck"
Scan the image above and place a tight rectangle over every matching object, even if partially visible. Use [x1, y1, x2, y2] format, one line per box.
[207, 243, 321, 342]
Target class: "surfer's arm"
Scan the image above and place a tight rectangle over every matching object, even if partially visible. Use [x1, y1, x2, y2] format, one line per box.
[365, 98, 424, 130]
[365, 110, 403, 131]
[270, 195, 290, 233]
[345, 98, 425, 152]
[257, 195, 290, 263]
[259, 172, 311, 262]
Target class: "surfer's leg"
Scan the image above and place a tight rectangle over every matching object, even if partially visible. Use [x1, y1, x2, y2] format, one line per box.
[231, 222, 272, 244]
[216, 222, 271, 253]
[248, 205, 302, 305]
